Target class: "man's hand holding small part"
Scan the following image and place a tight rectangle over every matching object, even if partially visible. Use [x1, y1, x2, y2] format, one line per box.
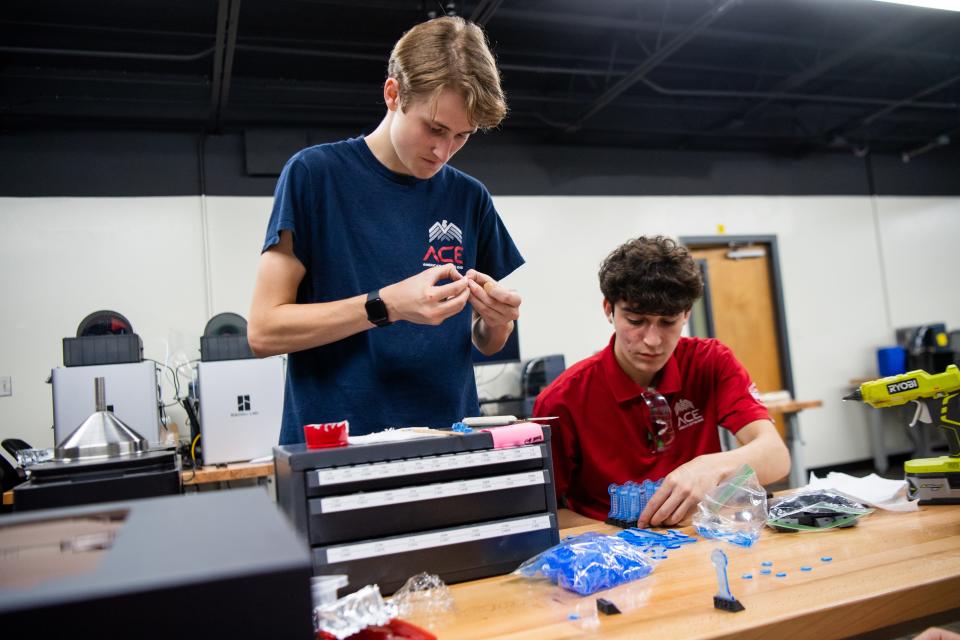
[637, 455, 728, 528]
[466, 269, 521, 327]
[381, 264, 470, 326]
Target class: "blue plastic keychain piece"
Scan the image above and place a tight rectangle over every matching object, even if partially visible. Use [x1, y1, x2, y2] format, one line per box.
[629, 484, 641, 521]
[608, 484, 619, 521]
[618, 484, 630, 520]
[605, 478, 667, 528]
[711, 548, 745, 612]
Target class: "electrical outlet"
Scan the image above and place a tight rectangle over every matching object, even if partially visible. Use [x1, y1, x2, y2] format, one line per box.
[0, 376, 10, 397]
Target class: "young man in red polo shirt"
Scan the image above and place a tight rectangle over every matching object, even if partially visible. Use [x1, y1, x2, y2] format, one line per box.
[533, 236, 790, 528]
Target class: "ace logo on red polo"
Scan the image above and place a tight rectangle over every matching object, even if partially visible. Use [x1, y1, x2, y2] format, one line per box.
[674, 397, 704, 430]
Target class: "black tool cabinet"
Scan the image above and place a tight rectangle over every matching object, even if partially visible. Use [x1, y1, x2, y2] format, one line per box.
[274, 428, 560, 594]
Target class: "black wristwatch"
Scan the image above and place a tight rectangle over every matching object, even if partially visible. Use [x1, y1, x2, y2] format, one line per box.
[365, 289, 392, 327]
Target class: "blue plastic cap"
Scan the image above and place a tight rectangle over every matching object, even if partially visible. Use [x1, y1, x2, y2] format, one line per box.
[877, 346, 907, 377]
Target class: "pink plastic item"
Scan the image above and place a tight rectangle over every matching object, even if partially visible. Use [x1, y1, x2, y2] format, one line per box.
[480, 422, 544, 448]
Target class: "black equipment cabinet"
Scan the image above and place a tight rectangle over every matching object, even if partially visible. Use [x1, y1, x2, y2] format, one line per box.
[13, 449, 181, 512]
[0, 489, 314, 639]
[274, 428, 560, 594]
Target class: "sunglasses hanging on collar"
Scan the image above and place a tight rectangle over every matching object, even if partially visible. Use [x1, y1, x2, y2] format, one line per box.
[639, 388, 676, 454]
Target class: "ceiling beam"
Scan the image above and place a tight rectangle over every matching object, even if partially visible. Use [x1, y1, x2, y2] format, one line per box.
[710, 14, 929, 131]
[0, 45, 213, 62]
[565, 0, 741, 132]
[901, 125, 960, 162]
[821, 70, 960, 146]
[470, 0, 505, 27]
[491, 8, 957, 63]
[209, 0, 241, 132]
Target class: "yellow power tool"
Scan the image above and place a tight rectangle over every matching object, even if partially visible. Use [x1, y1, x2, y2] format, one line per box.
[844, 364, 960, 504]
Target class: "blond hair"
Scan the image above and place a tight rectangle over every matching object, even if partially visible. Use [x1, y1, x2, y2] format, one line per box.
[388, 16, 507, 130]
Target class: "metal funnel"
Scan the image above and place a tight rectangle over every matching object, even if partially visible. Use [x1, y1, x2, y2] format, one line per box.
[54, 377, 149, 461]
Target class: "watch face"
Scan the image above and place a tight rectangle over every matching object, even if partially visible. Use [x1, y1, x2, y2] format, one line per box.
[365, 293, 390, 326]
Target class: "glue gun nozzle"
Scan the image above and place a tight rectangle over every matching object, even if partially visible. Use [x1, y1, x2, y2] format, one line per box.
[842, 389, 862, 402]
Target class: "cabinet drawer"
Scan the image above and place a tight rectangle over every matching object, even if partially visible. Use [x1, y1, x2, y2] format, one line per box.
[307, 470, 551, 545]
[312, 513, 558, 595]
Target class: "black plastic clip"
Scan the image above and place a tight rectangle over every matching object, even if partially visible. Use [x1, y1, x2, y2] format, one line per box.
[596, 598, 621, 615]
[713, 596, 745, 612]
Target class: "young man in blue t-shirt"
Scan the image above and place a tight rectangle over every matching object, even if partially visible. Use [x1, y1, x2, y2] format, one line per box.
[248, 16, 524, 443]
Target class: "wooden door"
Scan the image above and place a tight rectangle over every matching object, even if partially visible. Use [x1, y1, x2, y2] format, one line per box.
[689, 245, 786, 438]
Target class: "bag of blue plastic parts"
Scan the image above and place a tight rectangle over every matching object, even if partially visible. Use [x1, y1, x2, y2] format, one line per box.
[514, 532, 654, 595]
[692, 464, 768, 547]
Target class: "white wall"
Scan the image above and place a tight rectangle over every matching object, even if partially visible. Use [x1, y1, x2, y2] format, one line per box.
[497, 196, 960, 468]
[0, 197, 208, 448]
[2, 195, 958, 471]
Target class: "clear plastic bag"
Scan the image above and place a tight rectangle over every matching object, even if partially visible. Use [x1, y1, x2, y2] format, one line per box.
[514, 532, 654, 595]
[693, 464, 767, 547]
[391, 572, 454, 617]
[314, 584, 396, 639]
[767, 489, 874, 532]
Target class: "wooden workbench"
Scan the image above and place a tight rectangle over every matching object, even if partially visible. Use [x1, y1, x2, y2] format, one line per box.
[181, 461, 274, 486]
[763, 398, 823, 488]
[404, 504, 960, 639]
[763, 399, 823, 414]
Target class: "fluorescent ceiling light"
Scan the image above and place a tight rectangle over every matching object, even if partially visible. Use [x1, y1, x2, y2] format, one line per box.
[868, 0, 960, 10]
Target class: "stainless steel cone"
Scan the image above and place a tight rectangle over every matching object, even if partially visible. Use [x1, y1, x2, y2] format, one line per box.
[54, 376, 149, 461]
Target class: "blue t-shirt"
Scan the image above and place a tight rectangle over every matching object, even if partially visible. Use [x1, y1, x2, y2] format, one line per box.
[263, 136, 524, 443]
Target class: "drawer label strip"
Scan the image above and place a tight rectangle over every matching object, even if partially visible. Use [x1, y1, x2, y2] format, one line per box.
[313, 445, 543, 486]
[324, 514, 553, 563]
[319, 470, 547, 513]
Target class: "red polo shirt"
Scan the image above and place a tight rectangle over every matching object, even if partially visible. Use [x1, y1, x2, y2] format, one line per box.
[534, 335, 771, 521]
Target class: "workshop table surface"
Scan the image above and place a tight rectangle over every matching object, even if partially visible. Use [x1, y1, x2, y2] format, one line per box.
[404, 503, 960, 639]
[181, 460, 274, 485]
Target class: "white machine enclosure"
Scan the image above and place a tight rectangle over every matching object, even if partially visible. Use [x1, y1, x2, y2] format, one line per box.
[52, 361, 162, 446]
[197, 356, 284, 465]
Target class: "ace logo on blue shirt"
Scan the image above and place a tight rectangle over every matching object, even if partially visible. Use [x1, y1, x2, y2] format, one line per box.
[422, 219, 465, 269]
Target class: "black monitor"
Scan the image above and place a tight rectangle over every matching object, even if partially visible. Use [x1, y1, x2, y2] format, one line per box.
[471, 320, 520, 364]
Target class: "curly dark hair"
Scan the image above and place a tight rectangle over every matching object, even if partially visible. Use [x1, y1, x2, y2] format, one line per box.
[599, 236, 703, 316]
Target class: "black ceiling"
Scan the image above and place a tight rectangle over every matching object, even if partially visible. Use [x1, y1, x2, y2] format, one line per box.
[3, 0, 960, 158]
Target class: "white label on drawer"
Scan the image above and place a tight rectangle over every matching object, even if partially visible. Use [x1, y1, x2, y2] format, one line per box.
[324, 514, 553, 563]
[313, 445, 543, 486]
[319, 470, 547, 513]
